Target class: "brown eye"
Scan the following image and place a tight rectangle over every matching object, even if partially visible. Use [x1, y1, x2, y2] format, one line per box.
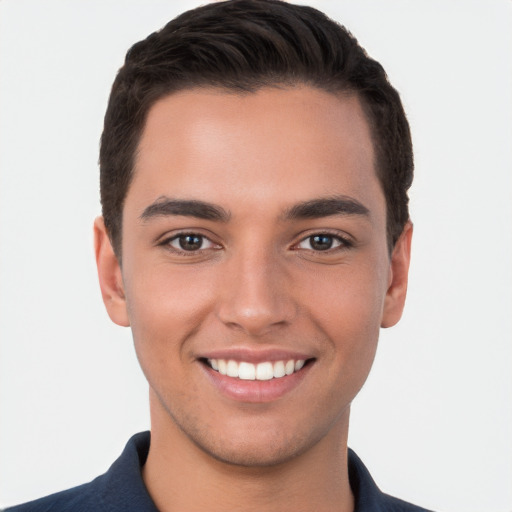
[297, 234, 348, 252]
[167, 233, 216, 252]
[310, 235, 334, 251]
[178, 234, 203, 250]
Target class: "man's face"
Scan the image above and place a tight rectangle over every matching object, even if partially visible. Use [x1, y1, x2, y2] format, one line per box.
[97, 86, 411, 466]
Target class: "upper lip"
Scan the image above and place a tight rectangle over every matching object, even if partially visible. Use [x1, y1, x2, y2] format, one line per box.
[198, 347, 315, 364]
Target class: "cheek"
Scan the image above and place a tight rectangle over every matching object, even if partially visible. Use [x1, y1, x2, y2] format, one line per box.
[297, 261, 387, 370]
[299, 258, 388, 326]
[122, 263, 218, 372]
[125, 261, 217, 329]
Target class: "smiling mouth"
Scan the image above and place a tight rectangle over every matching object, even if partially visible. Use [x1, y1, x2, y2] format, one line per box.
[203, 358, 312, 381]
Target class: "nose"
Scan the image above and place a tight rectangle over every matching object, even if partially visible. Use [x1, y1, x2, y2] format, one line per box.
[216, 246, 297, 337]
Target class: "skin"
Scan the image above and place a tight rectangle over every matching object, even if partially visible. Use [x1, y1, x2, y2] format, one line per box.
[95, 86, 412, 512]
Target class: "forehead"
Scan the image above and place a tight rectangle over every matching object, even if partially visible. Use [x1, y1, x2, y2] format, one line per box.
[129, 86, 383, 222]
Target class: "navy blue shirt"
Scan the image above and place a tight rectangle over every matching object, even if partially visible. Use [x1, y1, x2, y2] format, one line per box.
[5, 432, 433, 511]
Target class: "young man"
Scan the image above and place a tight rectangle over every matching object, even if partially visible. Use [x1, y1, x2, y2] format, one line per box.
[5, 1, 431, 510]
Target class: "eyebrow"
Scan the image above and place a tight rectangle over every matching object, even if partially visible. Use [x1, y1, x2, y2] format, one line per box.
[139, 195, 369, 223]
[283, 196, 370, 220]
[140, 197, 230, 222]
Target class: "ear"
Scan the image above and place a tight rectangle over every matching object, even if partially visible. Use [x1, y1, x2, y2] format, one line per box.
[381, 221, 413, 328]
[94, 217, 130, 327]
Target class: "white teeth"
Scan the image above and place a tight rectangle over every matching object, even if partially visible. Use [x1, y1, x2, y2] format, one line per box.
[218, 359, 227, 375]
[273, 361, 285, 378]
[256, 362, 274, 380]
[226, 360, 238, 378]
[207, 358, 308, 380]
[238, 361, 256, 380]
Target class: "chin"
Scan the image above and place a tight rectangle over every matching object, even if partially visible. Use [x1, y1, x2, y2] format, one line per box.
[180, 408, 338, 469]
[194, 429, 315, 468]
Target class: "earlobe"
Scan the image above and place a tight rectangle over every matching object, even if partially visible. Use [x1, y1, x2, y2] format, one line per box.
[381, 221, 413, 328]
[94, 217, 130, 327]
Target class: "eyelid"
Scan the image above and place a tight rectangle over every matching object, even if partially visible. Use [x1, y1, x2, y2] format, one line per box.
[292, 230, 354, 251]
[156, 228, 353, 255]
[158, 230, 222, 254]
[169, 234, 216, 250]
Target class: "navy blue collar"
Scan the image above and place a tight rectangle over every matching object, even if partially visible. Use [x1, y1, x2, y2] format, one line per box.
[96, 431, 430, 512]
[94, 431, 159, 511]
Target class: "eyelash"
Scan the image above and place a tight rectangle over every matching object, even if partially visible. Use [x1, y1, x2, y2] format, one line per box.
[293, 232, 353, 252]
[160, 232, 221, 255]
[159, 230, 353, 256]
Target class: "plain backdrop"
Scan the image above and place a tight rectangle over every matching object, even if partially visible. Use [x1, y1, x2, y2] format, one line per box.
[0, 1, 511, 511]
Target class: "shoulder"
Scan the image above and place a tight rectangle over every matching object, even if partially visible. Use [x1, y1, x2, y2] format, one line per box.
[3, 478, 105, 512]
[4, 432, 156, 512]
[379, 493, 434, 512]
[348, 449, 435, 512]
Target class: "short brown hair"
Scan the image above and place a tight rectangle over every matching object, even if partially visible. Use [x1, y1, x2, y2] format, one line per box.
[100, 0, 413, 257]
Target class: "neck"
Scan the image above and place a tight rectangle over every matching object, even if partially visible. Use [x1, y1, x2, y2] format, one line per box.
[142, 394, 354, 512]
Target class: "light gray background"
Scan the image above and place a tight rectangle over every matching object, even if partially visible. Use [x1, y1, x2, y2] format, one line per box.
[1, 1, 511, 510]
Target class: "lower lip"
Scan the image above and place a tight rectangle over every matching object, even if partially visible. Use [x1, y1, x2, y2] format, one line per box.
[201, 362, 312, 403]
